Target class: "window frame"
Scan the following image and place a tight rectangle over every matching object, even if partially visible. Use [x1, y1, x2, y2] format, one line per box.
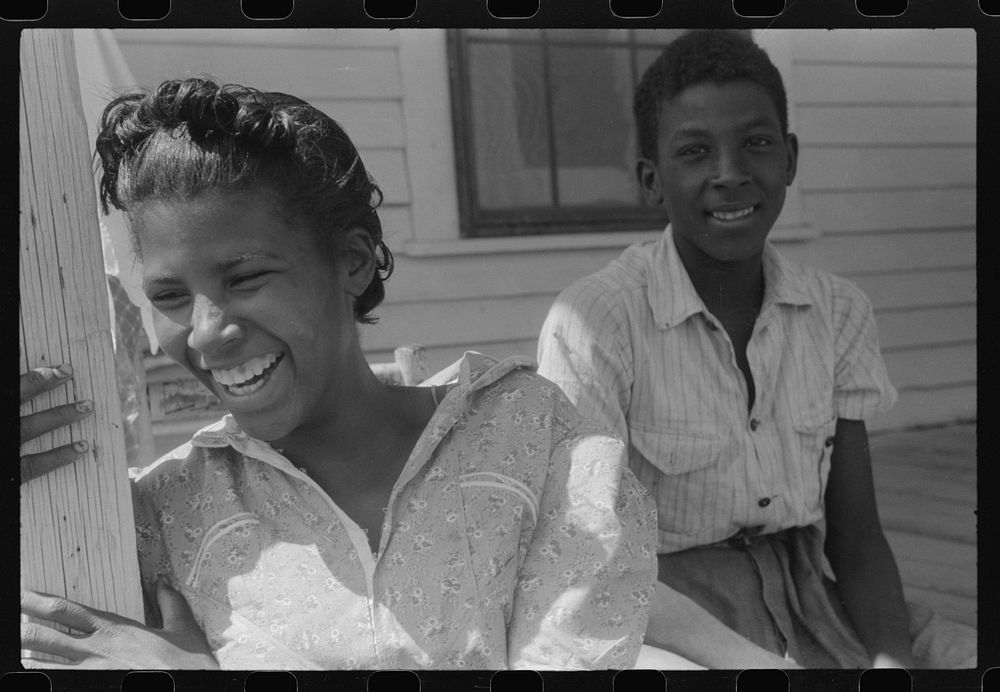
[447, 29, 674, 238]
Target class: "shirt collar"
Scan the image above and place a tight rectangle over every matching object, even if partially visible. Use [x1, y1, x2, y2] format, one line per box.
[646, 226, 708, 329]
[647, 225, 813, 329]
[760, 242, 814, 308]
[190, 414, 302, 476]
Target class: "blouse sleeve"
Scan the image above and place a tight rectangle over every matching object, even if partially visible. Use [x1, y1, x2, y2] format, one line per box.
[506, 419, 658, 669]
[129, 467, 174, 628]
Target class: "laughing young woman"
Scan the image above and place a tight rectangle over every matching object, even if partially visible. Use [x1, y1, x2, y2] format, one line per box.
[19, 77, 661, 670]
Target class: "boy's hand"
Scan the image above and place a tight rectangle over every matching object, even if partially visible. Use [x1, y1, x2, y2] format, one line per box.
[21, 580, 218, 669]
[19, 365, 94, 483]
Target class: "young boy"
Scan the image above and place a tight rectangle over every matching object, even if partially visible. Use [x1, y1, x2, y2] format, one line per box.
[537, 30, 915, 668]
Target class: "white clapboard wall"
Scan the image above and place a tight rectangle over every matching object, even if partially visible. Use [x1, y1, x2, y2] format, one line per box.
[19, 29, 143, 621]
[113, 29, 975, 448]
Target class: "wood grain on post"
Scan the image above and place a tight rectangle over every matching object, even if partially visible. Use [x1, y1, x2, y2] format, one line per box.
[19, 29, 143, 621]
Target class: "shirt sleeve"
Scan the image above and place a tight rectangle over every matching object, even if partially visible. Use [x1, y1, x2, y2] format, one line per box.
[506, 418, 658, 669]
[831, 280, 898, 420]
[537, 281, 634, 442]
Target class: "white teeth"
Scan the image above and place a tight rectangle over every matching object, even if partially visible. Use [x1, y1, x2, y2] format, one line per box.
[211, 352, 281, 386]
[711, 206, 755, 221]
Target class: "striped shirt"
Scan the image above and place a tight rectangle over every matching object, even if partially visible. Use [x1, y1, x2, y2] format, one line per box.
[537, 227, 897, 553]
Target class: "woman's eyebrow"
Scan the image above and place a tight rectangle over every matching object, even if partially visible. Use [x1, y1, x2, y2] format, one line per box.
[217, 252, 283, 271]
[142, 252, 282, 289]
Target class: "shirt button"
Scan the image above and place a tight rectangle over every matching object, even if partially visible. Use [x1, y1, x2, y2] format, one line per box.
[749, 418, 760, 431]
[825, 437, 834, 447]
[707, 321, 719, 331]
[758, 497, 771, 508]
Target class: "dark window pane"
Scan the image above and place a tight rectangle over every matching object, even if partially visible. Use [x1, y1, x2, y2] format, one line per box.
[549, 45, 639, 207]
[468, 42, 554, 210]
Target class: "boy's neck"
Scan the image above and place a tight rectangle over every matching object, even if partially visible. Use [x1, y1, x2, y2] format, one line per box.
[675, 242, 766, 318]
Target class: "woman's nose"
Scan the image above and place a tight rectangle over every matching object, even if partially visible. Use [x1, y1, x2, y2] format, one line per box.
[186, 296, 244, 355]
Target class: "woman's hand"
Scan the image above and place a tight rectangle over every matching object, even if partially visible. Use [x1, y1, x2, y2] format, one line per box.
[21, 579, 218, 670]
[20, 364, 94, 483]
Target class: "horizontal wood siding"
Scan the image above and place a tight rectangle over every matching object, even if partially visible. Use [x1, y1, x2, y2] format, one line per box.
[787, 29, 976, 430]
[115, 29, 974, 446]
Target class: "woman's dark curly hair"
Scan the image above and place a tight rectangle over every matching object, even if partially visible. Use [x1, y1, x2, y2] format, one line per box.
[96, 77, 393, 324]
[633, 30, 788, 163]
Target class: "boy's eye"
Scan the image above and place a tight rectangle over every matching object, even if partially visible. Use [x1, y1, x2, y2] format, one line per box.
[677, 144, 708, 157]
[746, 136, 772, 148]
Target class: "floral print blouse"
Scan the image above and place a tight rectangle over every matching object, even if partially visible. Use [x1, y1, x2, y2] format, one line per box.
[130, 353, 657, 670]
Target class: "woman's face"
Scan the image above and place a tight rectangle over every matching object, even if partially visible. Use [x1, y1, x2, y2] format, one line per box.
[137, 190, 360, 441]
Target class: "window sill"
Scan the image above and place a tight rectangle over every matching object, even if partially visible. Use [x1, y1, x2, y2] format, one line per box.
[400, 230, 665, 257]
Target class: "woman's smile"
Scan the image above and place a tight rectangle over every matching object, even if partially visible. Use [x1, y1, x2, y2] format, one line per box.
[208, 351, 286, 397]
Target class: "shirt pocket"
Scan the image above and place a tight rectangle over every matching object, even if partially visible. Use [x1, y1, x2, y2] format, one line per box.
[630, 422, 725, 536]
[630, 421, 723, 476]
[792, 406, 838, 505]
[458, 474, 538, 598]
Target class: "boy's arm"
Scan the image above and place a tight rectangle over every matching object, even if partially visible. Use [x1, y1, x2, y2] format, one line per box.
[824, 418, 914, 667]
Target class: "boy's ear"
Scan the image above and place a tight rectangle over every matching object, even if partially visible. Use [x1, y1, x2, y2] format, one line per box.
[784, 132, 799, 186]
[636, 158, 664, 206]
[341, 226, 377, 297]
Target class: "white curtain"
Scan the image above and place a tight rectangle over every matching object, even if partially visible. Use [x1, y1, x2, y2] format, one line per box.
[72, 29, 158, 354]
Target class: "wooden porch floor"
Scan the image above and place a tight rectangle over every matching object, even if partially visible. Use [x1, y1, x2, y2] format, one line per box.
[869, 423, 977, 628]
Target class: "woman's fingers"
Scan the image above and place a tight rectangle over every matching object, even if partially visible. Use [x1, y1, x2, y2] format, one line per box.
[20, 590, 105, 665]
[19, 365, 93, 483]
[21, 591, 101, 634]
[20, 365, 74, 403]
[20, 442, 90, 483]
[20, 401, 93, 445]
[20, 621, 92, 663]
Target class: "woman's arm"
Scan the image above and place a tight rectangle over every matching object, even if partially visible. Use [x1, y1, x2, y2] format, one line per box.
[635, 643, 704, 670]
[20, 365, 217, 669]
[644, 581, 802, 669]
[22, 579, 218, 669]
[824, 418, 914, 668]
[506, 427, 656, 670]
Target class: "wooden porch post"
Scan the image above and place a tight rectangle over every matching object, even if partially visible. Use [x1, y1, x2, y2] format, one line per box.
[19, 29, 143, 621]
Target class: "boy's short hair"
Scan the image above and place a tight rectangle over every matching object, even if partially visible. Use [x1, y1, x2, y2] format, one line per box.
[634, 30, 789, 162]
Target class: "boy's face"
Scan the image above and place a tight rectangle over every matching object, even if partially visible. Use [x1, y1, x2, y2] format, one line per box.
[637, 80, 798, 266]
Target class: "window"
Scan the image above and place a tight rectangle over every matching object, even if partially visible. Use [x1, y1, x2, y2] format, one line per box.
[449, 29, 687, 238]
